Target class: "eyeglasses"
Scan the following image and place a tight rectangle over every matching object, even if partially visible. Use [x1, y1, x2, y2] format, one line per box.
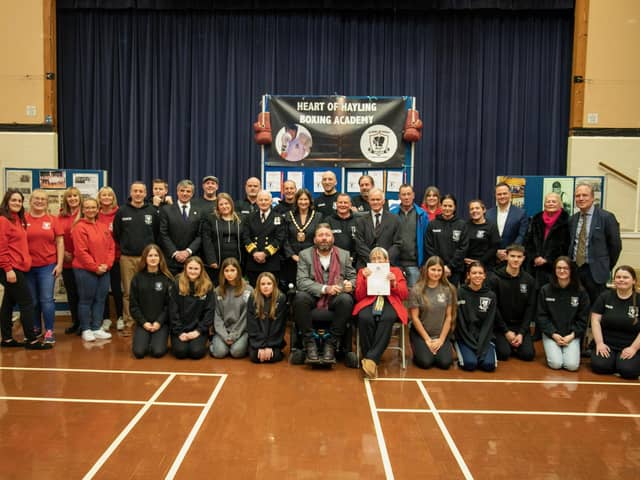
[555, 266, 570, 271]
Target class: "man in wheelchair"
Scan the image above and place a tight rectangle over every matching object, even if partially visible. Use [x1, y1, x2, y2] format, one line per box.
[293, 224, 356, 365]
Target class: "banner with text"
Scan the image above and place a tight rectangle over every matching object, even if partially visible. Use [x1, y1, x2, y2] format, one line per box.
[267, 96, 407, 168]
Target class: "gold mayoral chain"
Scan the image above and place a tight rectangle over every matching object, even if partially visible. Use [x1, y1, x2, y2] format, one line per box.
[289, 209, 316, 242]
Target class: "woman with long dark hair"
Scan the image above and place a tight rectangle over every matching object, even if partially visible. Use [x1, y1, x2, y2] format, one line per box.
[210, 257, 253, 359]
[0, 190, 51, 349]
[537, 256, 589, 371]
[455, 261, 497, 372]
[425, 194, 468, 286]
[130, 244, 173, 358]
[282, 188, 323, 287]
[247, 272, 287, 363]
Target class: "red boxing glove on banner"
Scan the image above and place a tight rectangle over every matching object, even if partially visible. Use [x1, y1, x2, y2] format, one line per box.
[403, 109, 423, 143]
[254, 112, 272, 145]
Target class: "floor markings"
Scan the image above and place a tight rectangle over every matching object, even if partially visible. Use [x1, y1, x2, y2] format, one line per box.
[364, 378, 395, 480]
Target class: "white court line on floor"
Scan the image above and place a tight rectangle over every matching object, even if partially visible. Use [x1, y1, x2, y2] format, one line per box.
[376, 407, 640, 418]
[83, 373, 177, 480]
[374, 377, 640, 386]
[416, 380, 473, 480]
[0, 396, 206, 407]
[0, 366, 224, 377]
[364, 378, 395, 480]
[165, 373, 228, 480]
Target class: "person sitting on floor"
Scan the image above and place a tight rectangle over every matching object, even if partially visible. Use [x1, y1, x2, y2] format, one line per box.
[130, 244, 173, 359]
[210, 257, 252, 359]
[247, 272, 287, 364]
[169, 256, 214, 360]
[408, 255, 457, 370]
[455, 261, 497, 372]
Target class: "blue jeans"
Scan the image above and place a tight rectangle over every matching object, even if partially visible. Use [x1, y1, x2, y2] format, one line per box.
[542, 334, 580, 371]
[26, 263, 57, 331]
[402, 266, 420, 288]
[74, 269, 110, 332]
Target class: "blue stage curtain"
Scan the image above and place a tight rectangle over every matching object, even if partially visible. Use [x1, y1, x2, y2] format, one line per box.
[57, 8, 573, 205]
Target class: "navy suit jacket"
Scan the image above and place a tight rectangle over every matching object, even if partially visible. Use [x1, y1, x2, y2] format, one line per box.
[568, 207, 621, 284]
[486, 205, 529, 248]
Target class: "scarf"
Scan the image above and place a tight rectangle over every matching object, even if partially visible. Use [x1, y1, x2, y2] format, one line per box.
[312, 246, 343, 310]
[542, 209, 562, 239]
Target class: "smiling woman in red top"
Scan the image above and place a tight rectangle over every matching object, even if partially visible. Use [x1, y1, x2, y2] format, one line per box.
[58, 186, 81, 334]
[0, 189, 52, 349]
[25, 189, 64, 344]
[72, 197, 115, 342]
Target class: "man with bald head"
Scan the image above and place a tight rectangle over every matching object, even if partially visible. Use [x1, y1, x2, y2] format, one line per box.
[236, 177, 262, 219]
[314, 171, 340, 217]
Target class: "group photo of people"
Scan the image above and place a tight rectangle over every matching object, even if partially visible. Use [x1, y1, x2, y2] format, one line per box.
[1, 171, 637, 381]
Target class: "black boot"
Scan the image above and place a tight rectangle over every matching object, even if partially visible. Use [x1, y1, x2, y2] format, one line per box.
[305, 340, 320, 364]
[322, 341, 336, 364]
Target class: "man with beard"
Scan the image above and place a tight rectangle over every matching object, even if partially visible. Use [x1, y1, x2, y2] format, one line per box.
[294, 224, 356, 364]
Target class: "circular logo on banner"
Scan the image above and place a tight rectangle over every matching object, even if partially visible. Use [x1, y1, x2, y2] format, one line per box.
[274, 124, 313, 162]
[360, 124, 398, 163]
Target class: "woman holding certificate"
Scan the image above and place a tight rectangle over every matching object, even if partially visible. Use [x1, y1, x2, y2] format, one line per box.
[353, 247, 408, 379]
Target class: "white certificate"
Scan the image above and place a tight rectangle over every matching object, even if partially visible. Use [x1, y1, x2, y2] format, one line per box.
[366, 262, 390, 296]
[287, 171, 303, 190]
[386, 171, 403, 192]
[346, 171, 362, 193]
[368, 170, 384, 192]
[313, 171, 324, 193]
[265, 171, 282, 192]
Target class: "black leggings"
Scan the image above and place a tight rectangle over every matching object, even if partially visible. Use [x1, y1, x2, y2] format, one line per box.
[495, 331, 535, 361]
[132, 323, 169, 358]
[591, 349, 640, 380]
[0, 269, 36, 342]
[171, 334, 207, 359]
[410, 327, 453, 369]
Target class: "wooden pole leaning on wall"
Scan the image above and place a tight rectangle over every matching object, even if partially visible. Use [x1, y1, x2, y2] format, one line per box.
[43, 0, 57, 129]
[569, 0, 589, 129]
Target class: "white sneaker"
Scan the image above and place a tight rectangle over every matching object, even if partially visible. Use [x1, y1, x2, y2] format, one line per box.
[102, 319, 112, 331]
[116, 317, 125, 330]
[93, 329, 112, 340]
[82, 330, 96, 342]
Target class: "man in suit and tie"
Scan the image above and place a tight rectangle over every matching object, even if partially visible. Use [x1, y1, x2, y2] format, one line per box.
[158, 179, 202, 275]
[569, 182, 621, 303]
[486, 182, 529, 266]
[242, 190, 286, 287]
[294, 224, 356, 364]
[354, 188, 402, 269]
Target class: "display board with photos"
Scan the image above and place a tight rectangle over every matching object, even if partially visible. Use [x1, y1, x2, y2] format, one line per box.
[260, 94, 416, 204]
[496, 175, 605, 217]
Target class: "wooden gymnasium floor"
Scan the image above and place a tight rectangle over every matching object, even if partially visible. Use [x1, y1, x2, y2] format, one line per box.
[1, 318, 639, 480]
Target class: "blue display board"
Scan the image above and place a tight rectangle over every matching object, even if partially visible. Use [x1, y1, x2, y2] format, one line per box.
[497, 175, 605, 217]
